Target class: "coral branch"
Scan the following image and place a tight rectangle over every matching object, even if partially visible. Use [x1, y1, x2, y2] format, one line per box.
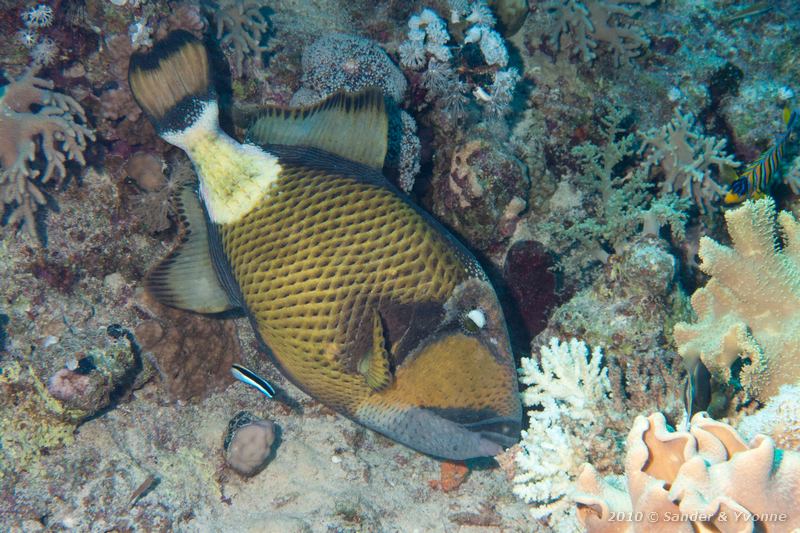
[0, 71, 94, 240]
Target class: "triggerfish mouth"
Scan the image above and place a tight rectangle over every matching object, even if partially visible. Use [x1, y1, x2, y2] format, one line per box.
[128, 31, 522, 459]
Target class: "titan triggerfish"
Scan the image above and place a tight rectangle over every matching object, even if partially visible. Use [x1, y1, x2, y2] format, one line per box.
[128, 31, 521, 459]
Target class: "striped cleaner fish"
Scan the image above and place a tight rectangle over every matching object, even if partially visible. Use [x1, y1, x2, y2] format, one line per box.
[724, 108, 798, 205]
[231, 364, 276, 399]
[128, 31, 522, 460]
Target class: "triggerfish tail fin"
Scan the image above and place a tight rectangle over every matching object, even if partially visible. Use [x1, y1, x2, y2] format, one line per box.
[128, 31, 283, 226]
[128, 30, 213, 128]
[231, 364, 276, 399]
[145, 184, 242, 314]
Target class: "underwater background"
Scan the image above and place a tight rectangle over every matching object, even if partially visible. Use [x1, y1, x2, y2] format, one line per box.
[1, 0, 800, 531]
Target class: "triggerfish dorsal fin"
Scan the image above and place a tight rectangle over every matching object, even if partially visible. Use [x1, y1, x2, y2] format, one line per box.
[145, 184, 240, 314]
[358, 309, 394, 391]
[243, 89, 389, 170]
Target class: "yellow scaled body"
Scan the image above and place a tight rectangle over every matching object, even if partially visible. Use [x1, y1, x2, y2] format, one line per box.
[128, 31, 521, 459]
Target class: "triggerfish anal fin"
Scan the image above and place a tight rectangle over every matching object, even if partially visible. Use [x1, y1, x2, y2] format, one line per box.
[242, 89, 389, 170]
[358, 310, 394, 392]
[145, 184, 241, 314]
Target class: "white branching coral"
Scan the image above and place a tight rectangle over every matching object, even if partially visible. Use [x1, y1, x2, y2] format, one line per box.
[513, 338, 614, 529]
[673, 198, 800, 405]
[542, 0, 655, 66]
[0, 71, 94, 241]
[399, 8, 451, 69]
[214, 0, 268, 73]
[21, 4, 54, 29]
[640, 108, 738, 213]
[400, 4, 517, 118]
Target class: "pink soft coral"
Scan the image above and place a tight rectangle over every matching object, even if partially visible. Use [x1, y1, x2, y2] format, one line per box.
[0, 70, 94, 241]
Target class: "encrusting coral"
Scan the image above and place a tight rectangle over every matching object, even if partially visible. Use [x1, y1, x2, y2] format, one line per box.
[292, 33, 408, 106]
[134, 292, 241, 402]
[0, 70, 94, 240]
[673, 198, 800, 407]
[575, 412, 800, 532]
[737, 384, 800, 451]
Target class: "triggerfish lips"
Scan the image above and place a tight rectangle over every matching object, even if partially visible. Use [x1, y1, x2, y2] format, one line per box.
[355, 332, 522, 459]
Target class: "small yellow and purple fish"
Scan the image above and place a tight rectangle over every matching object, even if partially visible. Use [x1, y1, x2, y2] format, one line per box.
[128, 31, 521, 459]
[724, 108, 798, 205]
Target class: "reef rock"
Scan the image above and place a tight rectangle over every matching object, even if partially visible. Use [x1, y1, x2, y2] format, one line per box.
[134, 292, 240, 402]
[430, 135, 529, 257]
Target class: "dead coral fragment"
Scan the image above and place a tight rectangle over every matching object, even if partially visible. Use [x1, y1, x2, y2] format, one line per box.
[543, 0, 655, 66]
[575, 412, 800, 532]
[673, 198, 800, 405]
[640, 108, 738, 213]
[0, 72, 94, 240]
[213, 0, 269, 73]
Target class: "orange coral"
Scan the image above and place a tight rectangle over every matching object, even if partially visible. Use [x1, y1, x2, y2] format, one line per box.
[429, 460, 470, 492]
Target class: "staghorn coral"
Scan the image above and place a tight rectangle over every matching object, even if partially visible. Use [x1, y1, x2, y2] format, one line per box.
[673, 198, 800, 407]
[640, 108, 738, 213]
[541, 0, 655, 66]
[212, 0, 269, 74]
[0, 71, 94, 241]
[513, 338, 615, 530]
[575, 412, 800, 532]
